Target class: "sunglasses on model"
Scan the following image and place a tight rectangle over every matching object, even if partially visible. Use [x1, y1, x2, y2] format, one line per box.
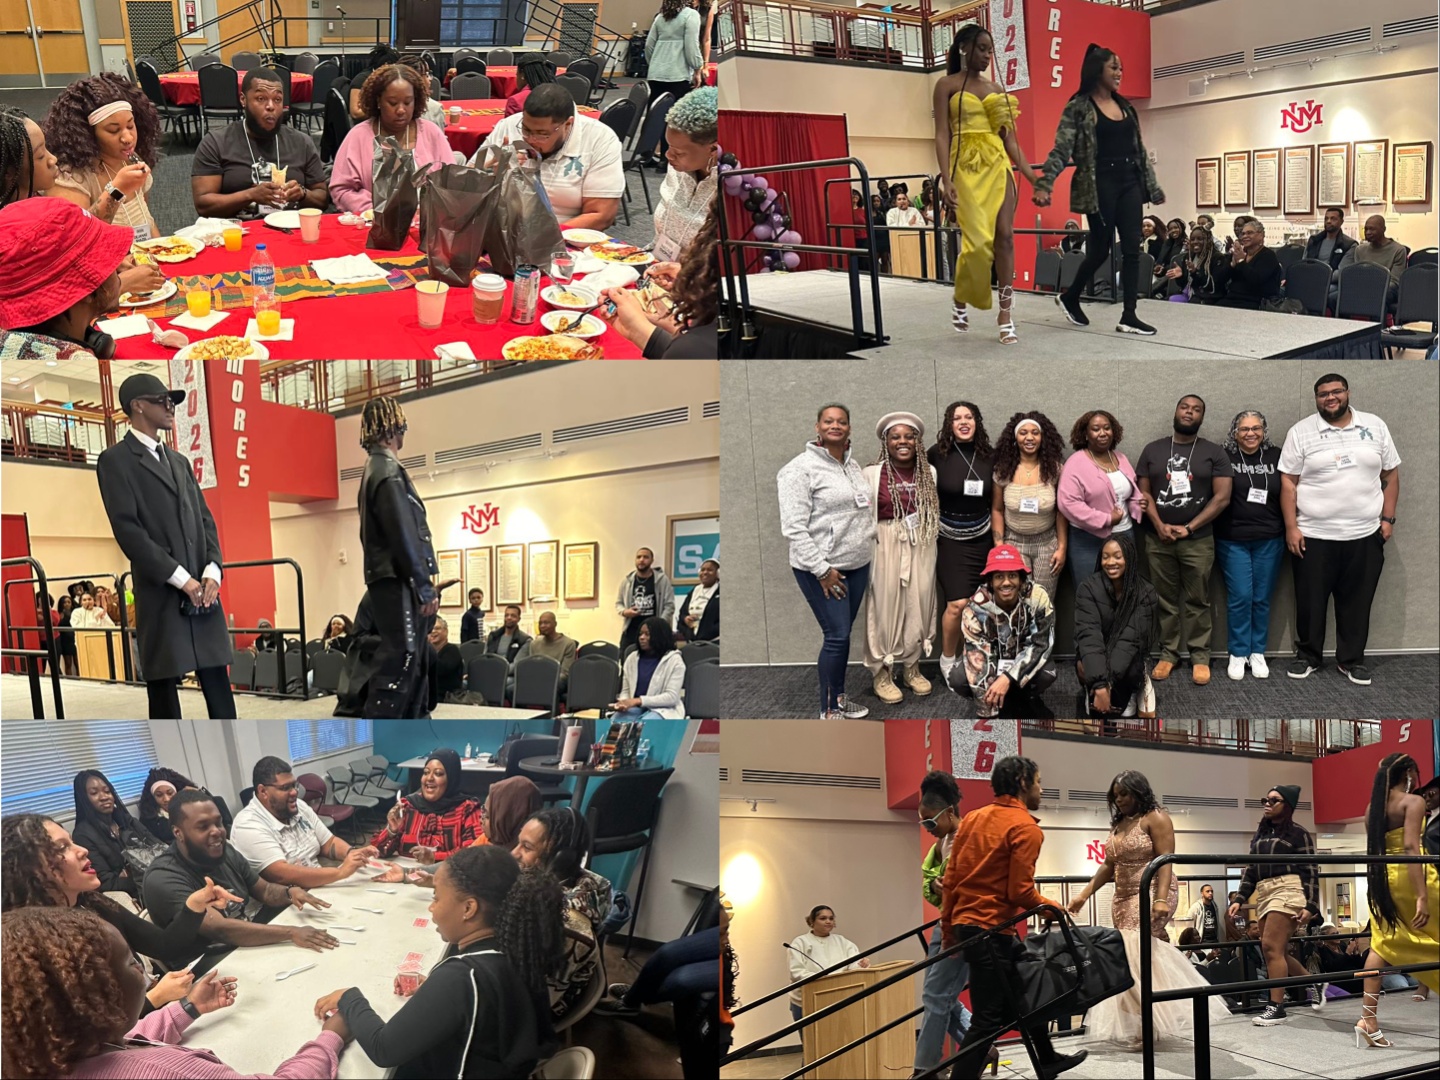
[1259, 796, 1286, 806]
[134, 394, 176, 410]
[919, 807, 951, 830]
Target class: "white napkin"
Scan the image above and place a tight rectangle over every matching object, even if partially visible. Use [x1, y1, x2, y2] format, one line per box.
[177, 217, 242, 247]
[95, 313, 151, 339]
[172, 310, 230, 331]
[310, 254, 388, 285]
[435, 342, 477, 361]
[572, 250, 611, 275]
[576, 264, 640, 291]
[245, 318, 295, 341]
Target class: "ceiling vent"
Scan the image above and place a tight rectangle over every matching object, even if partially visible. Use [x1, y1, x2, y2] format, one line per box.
[434, 434, 543, 465]
[339, 453, 426, 483]
[1382, 15, 1437, 38]
[1164, 795, 1242, 809]
[1154, 51, 1245, 79]
[553, 406, 691, 445]
[1253, 27, 1371, 62]
[739, 768, 882, 791]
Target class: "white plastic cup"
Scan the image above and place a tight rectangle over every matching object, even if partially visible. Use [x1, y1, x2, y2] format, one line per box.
[298, 207, 321, 243]
[448, 106, 462, 124]
[416, 280, 449, 329]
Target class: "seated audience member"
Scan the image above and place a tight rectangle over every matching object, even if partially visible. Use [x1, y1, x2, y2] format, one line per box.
[602, 202, 718, 358]
[397, 53, 446, 129]
[137, 767, 234, 844]
[331, 63, 451, 215]
[460, 588, 486, 643]
[230, 756, 382, 888]
[1073, 537, 1157, 720]
[485, 604, 532, 665]
[0, 196, 139, 360]
[505, 52, 557, 116]
[1, 814, 240, 1005]
[595, 921, 720, 1016]
[1195, 213, 1216, 233]
[348, 43, 401, 119]
[1149, 218, 1186, 296]
[311, 846, 561, 1079]
[513, 807, 613, 929]
[473, 84, 624, 229]
[677, 559, 719, 642]
[321, 613, 354, 653]
[515, 611, 578, 695]
[70, 589, 116, 629]
[1213, 218, 1282, 309]
[948, 544, 1057, 718]
[1060, 219, 1085, 254]
[428, 616, 465, 702]
[0, 106, 59, 206]
[247, 618, 291, 655]
[615, 615, 687, 719]
[70, 769, 159, 898]
[886, 191, 925, 230]
[471, 777, 543, 850]
[0, 907, 317, 1080]
[1163, 227, 1226, 303]
[371, 749, 483, 864]
[1227, 214, 1256, 251]
[1141, 214, 1164, 260]
[191, 67, 327, 219]
[653, 87, 717, 264]
[1333, 214, 1407, 306]
[1305, 206, 1357, 271]
[142, 790, 340, 965]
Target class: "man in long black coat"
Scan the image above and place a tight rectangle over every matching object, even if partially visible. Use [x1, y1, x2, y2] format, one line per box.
[96, 374, 236, 719]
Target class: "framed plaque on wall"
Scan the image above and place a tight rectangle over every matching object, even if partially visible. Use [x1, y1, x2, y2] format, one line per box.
[1223, 150, 1251, 207]
[563, 542, 599, 602]
[1195, 157, 1221, 209]
[436, 549, 463, 608]
[1352, 139, 1388, 204]
[1317, 143, 1350, 207]
[465, 547, 493, 612]
[495, 544, 526, 606]
[1252, 148, 1281, 210]
[1283, 145, 1314, 215]
[527, 540, 559, 603]
[1392, 141, 1433, 205]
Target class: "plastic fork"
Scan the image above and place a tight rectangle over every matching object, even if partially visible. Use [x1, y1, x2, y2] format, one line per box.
[325, 925, 367, 932]
[275, 963, 316, 981]
[355, 906, 385, 915]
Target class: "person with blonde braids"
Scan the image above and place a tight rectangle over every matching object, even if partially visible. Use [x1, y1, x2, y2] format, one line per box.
[860, 412, 939, 705]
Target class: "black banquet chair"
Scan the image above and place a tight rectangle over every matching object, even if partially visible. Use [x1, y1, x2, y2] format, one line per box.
[512, 654, 561, 716]
[1381, 263, 1438, 357]
[585, 766, 676, 956]
[508, 736, 571, 805]
[1334, 261, 1392, 323]
[684, 659, 719, 720]
[466, 653, 510, 706]
[1281, 258, 1333, 317]
[563, 654, 621, 717]
[198, 62, 241, 133]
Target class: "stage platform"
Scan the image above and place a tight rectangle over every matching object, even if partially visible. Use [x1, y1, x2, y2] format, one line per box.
[738, 271, 1384, 359]
[1, 674, 549, 721]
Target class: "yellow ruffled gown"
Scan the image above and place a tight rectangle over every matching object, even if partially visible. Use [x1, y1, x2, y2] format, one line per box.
[949, 91, 1021, 310]
[1369, 827, 1440, 993]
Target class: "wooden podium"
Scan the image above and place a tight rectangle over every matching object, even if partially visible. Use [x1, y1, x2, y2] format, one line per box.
[800, 960, 914, 1079]
[76, 630, 125, 680]
[890, 229, 938, 279]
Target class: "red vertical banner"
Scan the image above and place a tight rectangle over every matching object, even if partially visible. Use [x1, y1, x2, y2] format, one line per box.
[2, 513, 34, 674]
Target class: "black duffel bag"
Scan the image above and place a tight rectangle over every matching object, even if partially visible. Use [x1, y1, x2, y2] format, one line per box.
[1014, 913, 1133, 1024]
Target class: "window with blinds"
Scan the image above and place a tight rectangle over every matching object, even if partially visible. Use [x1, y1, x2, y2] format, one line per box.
[1, 721, 160, 820]
[286, 720, 373, 765]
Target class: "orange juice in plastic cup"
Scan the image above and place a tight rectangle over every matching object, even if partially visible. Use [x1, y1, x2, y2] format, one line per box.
[256, 308, 281, 336]
[186, 290, 211, 318]
[223, 227, 243, 251]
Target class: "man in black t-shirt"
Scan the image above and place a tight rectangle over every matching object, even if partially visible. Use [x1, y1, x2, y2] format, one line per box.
[191, 67, 329, 220]
[1135, 396, 1232, 687]
[616, 547, 675, 655]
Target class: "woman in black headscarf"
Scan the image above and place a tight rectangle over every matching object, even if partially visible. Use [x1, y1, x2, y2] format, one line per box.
[70, 769, 161, 896]
[371, 748, 483, 864]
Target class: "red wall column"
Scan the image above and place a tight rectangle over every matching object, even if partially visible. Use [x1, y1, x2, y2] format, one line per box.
[1312, 721, 1438, 824]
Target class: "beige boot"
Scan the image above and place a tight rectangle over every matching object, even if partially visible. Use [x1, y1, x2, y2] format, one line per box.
[872, 667, 903, 704]
[903, 662, 932, 696]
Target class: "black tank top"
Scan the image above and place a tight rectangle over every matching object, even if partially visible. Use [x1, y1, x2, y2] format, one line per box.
[1095, 107, 1135, 161]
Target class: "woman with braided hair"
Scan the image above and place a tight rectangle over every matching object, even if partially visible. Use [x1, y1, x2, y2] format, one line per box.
[860, 412, 939, 705]
[1, 106, 58, 207]
[505, 52, 557, 116]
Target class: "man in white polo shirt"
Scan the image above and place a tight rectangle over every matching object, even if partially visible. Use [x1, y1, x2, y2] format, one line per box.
[471, 83, 624, 230]
[1278, 374, 1400, 686]
[230, 756, 381, 887]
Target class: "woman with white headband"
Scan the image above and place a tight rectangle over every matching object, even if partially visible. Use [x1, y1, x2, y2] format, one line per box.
[990, 411, 1068, 599]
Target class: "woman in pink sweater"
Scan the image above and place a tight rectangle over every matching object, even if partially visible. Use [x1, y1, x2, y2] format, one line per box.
[1, 906, 348, 1079]
[1057, 409, 1148, 590]
[329, 63, 453, 215]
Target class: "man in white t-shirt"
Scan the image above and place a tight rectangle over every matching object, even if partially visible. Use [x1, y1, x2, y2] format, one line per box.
[471, 84, 624, 230]
[229, 756, 383, 888]
[1278, 374, 1400, 686]
[886, 192, 925, 231]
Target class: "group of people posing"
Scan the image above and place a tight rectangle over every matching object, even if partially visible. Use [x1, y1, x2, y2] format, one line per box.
[777, 374, 1401, 719]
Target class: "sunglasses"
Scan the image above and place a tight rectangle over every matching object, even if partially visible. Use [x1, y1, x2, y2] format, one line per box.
[1259, 796, 1286, 807]
[918, 807, 951, 830]
[134, 394, 176, 410]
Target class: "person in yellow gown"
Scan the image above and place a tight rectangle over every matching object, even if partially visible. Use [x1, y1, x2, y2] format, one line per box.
[932, 25, 1040, 345]
[1356, 752, 1438, 1048]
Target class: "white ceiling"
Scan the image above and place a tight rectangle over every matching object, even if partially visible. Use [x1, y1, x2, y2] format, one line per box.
[1, 359, 170, 408]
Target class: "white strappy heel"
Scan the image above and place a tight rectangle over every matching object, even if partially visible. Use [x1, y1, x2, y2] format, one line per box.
[997, 285, 1017, 344]
[952, 302, 969, 333]
[1354, 993, 1393, 1048]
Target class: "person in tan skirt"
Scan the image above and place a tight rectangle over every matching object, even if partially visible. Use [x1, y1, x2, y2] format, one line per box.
[861, 412, 939, 706]
[991, 412, 1068, 600]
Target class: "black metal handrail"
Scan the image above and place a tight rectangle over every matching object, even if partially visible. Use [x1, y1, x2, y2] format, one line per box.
[5, 570, 134, 682]
[0, 556, 65, 718]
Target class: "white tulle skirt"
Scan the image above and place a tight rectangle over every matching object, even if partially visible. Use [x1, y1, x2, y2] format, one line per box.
[1084, 929, 1230, 1046]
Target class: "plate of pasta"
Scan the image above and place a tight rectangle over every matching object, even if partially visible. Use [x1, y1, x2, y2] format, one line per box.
[501, 335, 604, 360]
[586, 242, 653, 266]
[134, 236, 202, 262]
[174, 336, 270, 360]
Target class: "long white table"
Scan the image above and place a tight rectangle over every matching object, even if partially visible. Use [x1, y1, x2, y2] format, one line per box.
[182, 861, 444, 1078]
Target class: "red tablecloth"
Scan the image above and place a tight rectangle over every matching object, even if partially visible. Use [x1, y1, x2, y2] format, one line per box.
[441, 99, 601, 159]
[159, 71, 314, 106]
[447, 66, 567, 99]
[111, 221, 642, 360]
[705, 63, 717, 86]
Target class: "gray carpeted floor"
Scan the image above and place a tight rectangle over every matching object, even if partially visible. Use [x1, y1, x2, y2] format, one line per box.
[0, 84, 657, 242]
[720, 654, 1440, 719]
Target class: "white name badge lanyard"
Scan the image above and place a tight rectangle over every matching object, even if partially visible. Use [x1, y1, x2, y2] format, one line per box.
[1241, 448, 1269, 504]
[957, 447, 984, 498]
[1168, 438, 1193, 496]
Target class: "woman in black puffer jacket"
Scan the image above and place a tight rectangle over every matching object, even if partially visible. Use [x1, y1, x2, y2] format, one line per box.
[1074, 535, 1157, 720]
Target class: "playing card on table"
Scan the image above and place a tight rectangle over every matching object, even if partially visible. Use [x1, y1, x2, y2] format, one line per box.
[413, 918, 429, 928]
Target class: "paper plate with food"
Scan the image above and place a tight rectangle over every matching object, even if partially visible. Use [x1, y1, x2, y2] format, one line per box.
[118, 279, 178, 307]
[174, 336, 270, 360]
[563, 228, 611, 247]
[501, 334, 604, 361]
[264, 209, 301, 229]
[541, 284, 598, 311]
[134, 236, 202, 263]
[540, 310, 605, 339]
[586, 241, 653, 265]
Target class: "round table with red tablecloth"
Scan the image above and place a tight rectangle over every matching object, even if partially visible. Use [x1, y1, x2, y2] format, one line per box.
[109, 219, 642, 360]
[444, 66, 567, 99]
[440, 99, 601, 160]
[158, 70, 314, 106]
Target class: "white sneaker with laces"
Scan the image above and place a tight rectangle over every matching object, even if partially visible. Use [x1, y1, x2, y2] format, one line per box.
[1227, 655, 1247, 681]
[1250, 653, 1270, 679]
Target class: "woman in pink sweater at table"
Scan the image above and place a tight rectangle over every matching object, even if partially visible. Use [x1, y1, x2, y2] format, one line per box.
[329, 63, 452, 215]
[1057, 408, 1148, 591]
[1, 905, 349, 1080]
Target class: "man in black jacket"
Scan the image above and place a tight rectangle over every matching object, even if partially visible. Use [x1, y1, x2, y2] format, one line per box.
[358, 396, 440, 718]
[485, 604, 532, 664]
[1303, 207, 1357, 271]
[96, 374, 237, 719]
[677, 559, 719, 642]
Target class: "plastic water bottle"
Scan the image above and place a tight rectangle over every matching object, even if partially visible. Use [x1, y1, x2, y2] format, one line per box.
[465, 742, 472, 760]
[637, 739, 650, 766]
[251, 243, 276, 297]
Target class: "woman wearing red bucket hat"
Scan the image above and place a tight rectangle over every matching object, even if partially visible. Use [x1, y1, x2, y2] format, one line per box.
[0, 197, 135, 359]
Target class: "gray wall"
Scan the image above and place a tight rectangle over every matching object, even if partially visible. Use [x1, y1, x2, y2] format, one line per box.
[721, 359, 1439, 665]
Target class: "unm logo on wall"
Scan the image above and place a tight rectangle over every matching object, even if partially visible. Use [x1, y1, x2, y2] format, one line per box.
[1281, 100, 1324, 134]
[461, 503, 500, 535]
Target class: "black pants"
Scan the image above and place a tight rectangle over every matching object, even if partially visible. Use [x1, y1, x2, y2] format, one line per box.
[146, 665, 236, 719]
[1292, 529, 1385, 668]
[364, 577, 433, 718]
[1063, 160, 1144, 316]
[949, 927, 1060, 1080]
[649, 80, 692, 155]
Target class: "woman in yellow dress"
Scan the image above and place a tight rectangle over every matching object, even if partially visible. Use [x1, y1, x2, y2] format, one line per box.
[932, 25, 1040, 345]
[1357, 752, 1438, 1048]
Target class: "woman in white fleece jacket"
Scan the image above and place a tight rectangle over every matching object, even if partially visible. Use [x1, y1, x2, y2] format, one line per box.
[616, 616, 687, 719]
[776, 403, 877, 719]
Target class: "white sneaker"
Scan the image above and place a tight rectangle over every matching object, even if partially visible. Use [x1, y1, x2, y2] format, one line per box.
[1250, 653, 1270, 679]
[1120, 692, 1137, 718]
[1227, 655, 1247, 681]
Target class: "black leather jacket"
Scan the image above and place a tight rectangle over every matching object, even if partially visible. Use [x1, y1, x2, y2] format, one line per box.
[359, 449, 438, 603]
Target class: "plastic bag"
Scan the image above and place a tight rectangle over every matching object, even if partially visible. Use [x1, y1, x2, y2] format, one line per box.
[367, 135, 422, 251]
[469, 142, 565, 278]
[418, 163, 492, 287]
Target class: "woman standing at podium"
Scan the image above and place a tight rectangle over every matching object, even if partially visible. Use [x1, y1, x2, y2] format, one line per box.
[787, 905, 868, 1023]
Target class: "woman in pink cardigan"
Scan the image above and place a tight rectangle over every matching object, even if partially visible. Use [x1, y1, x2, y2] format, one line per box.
[2, 905, 348, 1079]
[1057, 409, 1149, 588]
[329, 63, 453, 215]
